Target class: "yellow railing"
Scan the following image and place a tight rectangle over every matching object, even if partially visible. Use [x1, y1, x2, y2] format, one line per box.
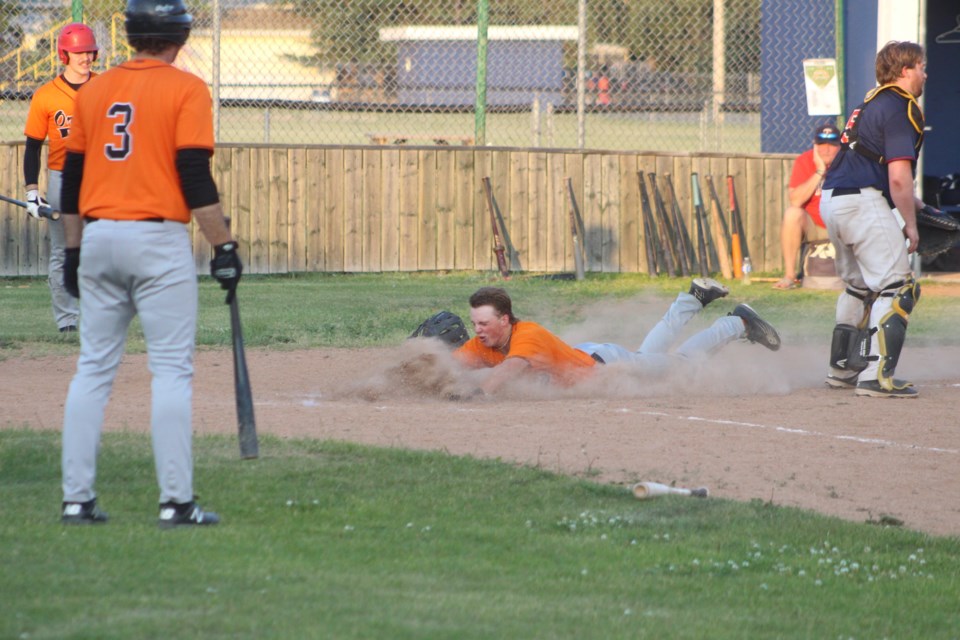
[0, 20, 69, 91]
[0, 15, 133, 93]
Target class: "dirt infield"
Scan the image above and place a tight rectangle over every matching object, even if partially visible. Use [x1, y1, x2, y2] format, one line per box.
[5, 335, 959, 538]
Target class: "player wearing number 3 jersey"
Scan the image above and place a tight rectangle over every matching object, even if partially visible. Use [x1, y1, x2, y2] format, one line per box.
[58, 0, 241, 527]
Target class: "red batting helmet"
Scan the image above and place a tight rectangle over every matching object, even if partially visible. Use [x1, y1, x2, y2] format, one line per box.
[58, 23, 99, 65]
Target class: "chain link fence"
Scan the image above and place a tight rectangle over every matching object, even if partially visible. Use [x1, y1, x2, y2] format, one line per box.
[0, 0, 833, 153]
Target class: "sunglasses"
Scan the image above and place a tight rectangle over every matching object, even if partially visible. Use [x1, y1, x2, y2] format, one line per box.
[816, 131, 840, 141]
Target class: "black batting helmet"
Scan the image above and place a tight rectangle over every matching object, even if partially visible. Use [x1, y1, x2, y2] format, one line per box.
[125, 0, 193, 47]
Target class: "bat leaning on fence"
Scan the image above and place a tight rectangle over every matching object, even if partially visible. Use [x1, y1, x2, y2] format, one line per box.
[0, 193, 60, 220]
[727, 175, 750, 279]
[565, 178, 586, 281]
[662, 173, 695, 276]
[646, 172, 679, 276]
[691, 173, 721, 276]
[481, 177, 511, 279]
[704, 175, 734, 279]
[636, 172, 663, 276]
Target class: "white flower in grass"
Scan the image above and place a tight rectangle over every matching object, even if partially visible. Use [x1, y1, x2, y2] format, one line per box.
[623, 609, 632, 616]
[285, 500, 294, 506]
[814, 579, 822, 586]
[581, 568, 588, 576]
[344, 525, 354, 532]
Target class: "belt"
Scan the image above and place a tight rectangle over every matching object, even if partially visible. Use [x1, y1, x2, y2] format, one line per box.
[85, 216, 165, 223]
[590, 352, 606, 365]
[831, 187, 861, 196]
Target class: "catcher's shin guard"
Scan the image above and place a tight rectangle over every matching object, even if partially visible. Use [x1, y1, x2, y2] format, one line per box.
[873, 279, 920, 390]
[830, 324, 869, 373]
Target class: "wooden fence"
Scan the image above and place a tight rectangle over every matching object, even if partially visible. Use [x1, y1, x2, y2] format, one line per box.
[1, 142, 797, 277]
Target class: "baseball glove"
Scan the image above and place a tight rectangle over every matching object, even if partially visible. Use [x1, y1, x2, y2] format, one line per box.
[916, 205, 960, 232]
[917, 226, 960, 259]
[409, 311, 470, 348]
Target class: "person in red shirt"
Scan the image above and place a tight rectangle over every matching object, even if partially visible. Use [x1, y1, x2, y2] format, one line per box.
[455, 279, 781, 396]
[22, 22, 98, 332]
[773, 123, 842, 289]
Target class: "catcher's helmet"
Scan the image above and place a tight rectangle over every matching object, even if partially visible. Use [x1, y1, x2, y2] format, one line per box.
[125, 0, 193, 47]
[57, 23, 99, 65]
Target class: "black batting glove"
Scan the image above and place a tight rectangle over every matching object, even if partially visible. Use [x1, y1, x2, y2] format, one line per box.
[210, 241, 242, 304]
[63, 247, 80, 299]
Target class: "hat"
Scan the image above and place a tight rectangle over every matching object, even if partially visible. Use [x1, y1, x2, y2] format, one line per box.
[814, 124, 841, 146]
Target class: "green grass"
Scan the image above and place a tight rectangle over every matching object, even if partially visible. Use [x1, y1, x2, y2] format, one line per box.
[2, 430, 959, 640]
[4, 272, 960, 637]
[4, 271, 960, 357]
[1, 102, 760, 152]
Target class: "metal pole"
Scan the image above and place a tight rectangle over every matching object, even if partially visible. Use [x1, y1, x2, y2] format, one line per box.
[72, 0, 83, 22]
[212, 0, 221, 142]
[576, 0, 587, 149]
[474, 0, 489, 146]
[712, 0, 725, 148]
[834, 0, 845, 127]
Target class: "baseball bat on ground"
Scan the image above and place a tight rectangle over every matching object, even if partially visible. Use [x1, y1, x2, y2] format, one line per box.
[0, 193, 61, 220]
[565, 178, 586, 280]
[704, 175, 734, 279]
[482, 177, 511, 279]
[663, 173, 695, 276]
[647, 173, 679, 276]
[636, 172, 663, 276]
[632, 482, 709, 499]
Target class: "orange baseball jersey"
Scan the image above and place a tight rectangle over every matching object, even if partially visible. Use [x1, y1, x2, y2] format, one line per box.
[455, 321, 597, 386]
[24, 75, 95, 171]
[66, 59, 214, 222]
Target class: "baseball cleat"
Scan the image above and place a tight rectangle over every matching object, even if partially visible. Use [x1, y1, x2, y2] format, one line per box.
[730, 304, 781, 351]
[158, 500, 220, 529]
[689, 277, 729, 307]
[854, 380, 918, 398]
[61, 498, 109, 525]
[826, 374, 913, 389]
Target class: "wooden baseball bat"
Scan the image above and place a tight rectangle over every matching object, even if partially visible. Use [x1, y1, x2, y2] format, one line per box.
[565, 178, 586, 281]
[691, 173, 721, 276]
[663, 173, 694, 276]
[0, 193, 61, 220]
[689, 173, 709, 277]
[481, 177, 511, 279]
[704, 175, 734, 279]
[636, 172, 663, 276]
[727, 175, 745, 279]
[647, 173, 678, 276]
[230, 291, 259, 460]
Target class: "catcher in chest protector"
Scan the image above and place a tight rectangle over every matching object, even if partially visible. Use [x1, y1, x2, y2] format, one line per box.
[408, 280, 782, 398]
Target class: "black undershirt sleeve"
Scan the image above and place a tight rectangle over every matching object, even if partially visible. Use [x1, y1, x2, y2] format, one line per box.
[24, 136, 44, 186]
[60, 152, 85, 215]
[176, 148, 220, 209]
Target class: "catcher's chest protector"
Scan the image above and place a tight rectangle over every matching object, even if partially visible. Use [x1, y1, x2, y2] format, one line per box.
[840, 84, 924, 164]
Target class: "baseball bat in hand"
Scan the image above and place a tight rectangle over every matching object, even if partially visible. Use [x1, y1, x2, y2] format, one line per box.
[221, 215, 258, 459]
[230, 290, 259, 459]
[0, 193, 61, 220]
[632, 482, 709, 499]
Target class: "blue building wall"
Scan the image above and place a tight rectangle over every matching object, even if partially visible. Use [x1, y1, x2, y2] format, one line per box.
[760, 0, 837, 153]
[396, 41, 565, 107]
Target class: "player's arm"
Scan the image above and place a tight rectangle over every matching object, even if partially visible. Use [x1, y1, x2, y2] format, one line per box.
[23, 136, 44, 193]
[177, 148, 232, 246]
[788, 151, 821, 208]
[479, 356, 531, 395]
[888, 159, 919, 253]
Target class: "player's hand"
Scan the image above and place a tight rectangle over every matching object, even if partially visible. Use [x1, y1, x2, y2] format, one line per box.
[63, 247, 80, 299]
[26, 190, 49, 220]
[210, 241, 242, 304]
[903, 224, 920, 254]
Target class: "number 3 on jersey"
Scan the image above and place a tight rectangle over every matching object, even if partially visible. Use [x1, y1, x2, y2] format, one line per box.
[105, 103, 133, 160]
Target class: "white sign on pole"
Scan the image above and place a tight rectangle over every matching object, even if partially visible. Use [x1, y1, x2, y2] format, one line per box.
[803, 58, 841, 116]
